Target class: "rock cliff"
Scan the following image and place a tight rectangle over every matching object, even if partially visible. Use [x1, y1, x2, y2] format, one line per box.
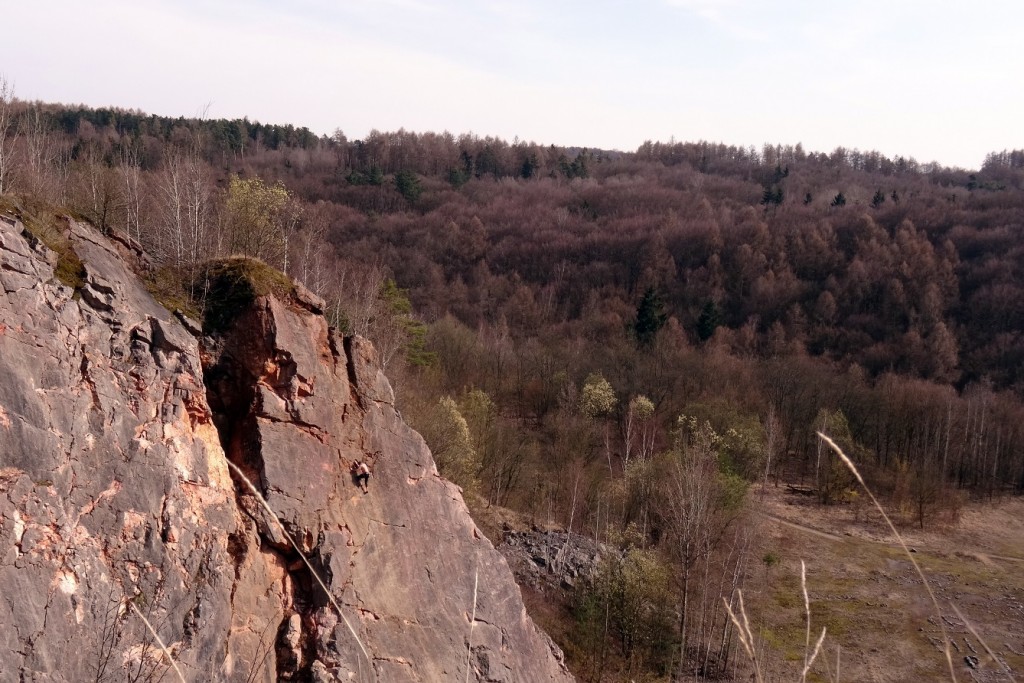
[0, 212, 574, 682]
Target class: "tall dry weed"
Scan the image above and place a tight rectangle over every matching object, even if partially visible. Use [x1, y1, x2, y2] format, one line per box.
[816, 431, 958, 682]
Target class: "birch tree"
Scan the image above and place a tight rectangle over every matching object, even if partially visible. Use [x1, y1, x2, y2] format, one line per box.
[157, 147, 213, 284]
[624, 395, 656, 467]
[119, 144, 143, 246]
[225, 175, 299, 271]
[292, 201, 329, 295]
[420, 396, 480, 494]
[0, 76, 16, 195]
[581, 373, 617, 476]
[23, 106, 56, 200]
[661, 418, 746, 676]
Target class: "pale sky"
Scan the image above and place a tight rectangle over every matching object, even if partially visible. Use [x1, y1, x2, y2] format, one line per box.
[3, 0, 1021, 169]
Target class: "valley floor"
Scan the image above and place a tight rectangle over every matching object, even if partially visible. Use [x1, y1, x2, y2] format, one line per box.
[745, 485, 1024, 682]
[486, 487, 1024, 682]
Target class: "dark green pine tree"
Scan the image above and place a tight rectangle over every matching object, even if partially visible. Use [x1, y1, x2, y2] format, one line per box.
[761, 186, 784, 207]
[871, 189, 886, 208]
[367, 166, 385, 186]
[520, 153, 539, 179]
[633, 287, 668, 347]
[394, 169, 423, 202]
[696, 299, 721, 342]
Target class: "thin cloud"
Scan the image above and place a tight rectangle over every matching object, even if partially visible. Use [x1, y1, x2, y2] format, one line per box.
[662, 0, 770, 43]
[663, 0, 739, 20]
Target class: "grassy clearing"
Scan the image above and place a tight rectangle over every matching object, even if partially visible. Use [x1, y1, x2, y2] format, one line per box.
[746, 480, 1024, 681]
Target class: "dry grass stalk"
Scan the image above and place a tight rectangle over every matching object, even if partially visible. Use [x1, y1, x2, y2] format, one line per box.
[129, 602, 187, 683]
[801, 560, 811, 679]
[725, 572, 826, 683]
[465, 564, 479, 683]
[801, 626, 827, 682]
[738, 588, 755, 663]
[817, 431, 958, 682]
[226, 460, 372, 674]
[723, 589, 762, 683]
[949, 603, 1016, 682]
[799, 560, 827, 682]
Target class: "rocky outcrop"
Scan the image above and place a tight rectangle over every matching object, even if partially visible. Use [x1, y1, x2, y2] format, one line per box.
[500, 530, 606, 592]
[0, 213, 573, 682]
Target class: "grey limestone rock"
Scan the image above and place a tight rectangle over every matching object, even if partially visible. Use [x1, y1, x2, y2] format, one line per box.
[0, 215, 236, 682]
[0, 213, 574, 683]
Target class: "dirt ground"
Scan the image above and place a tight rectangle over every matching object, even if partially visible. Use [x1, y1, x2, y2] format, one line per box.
[744, 484, 1024, 683]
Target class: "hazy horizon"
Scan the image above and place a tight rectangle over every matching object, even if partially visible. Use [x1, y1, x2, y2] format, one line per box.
[4, 0, 1022, 169]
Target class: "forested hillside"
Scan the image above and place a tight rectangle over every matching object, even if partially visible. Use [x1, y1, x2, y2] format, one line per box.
[3, 89, 1023, 679]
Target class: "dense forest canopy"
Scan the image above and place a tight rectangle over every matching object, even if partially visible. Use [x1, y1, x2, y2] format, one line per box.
[2, 96, 1023, 475]
[4, 91, 1024, 679]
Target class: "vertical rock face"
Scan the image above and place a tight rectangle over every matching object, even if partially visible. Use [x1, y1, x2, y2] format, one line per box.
[0, 214, 238, 680]
[0, 214, 574, 683]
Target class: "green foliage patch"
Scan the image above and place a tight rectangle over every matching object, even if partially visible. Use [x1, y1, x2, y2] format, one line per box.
[572, 549, 676, 677]
[394, 169, 423, 203]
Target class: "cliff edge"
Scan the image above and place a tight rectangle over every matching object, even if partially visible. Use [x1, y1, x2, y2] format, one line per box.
[0, 212, 573, 682]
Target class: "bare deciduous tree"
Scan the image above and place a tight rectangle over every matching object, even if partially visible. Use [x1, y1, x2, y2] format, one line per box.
[293, 201, 329, 294]
[120, 144, 143, 245]
[23, 105, 58, 200]
[156, 145, 214, 289]
[0, 75, 17, 195]
[77, 143, 121, 231]
[662, 419, 747, 677]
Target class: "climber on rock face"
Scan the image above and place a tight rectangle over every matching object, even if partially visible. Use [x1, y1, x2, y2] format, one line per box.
[352, 460, 371, 493]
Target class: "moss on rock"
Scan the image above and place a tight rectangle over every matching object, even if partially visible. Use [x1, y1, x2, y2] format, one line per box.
[198, 257, 295, 334]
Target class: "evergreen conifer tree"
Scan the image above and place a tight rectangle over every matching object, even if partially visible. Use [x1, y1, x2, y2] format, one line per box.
[634, 287, 668, 347]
